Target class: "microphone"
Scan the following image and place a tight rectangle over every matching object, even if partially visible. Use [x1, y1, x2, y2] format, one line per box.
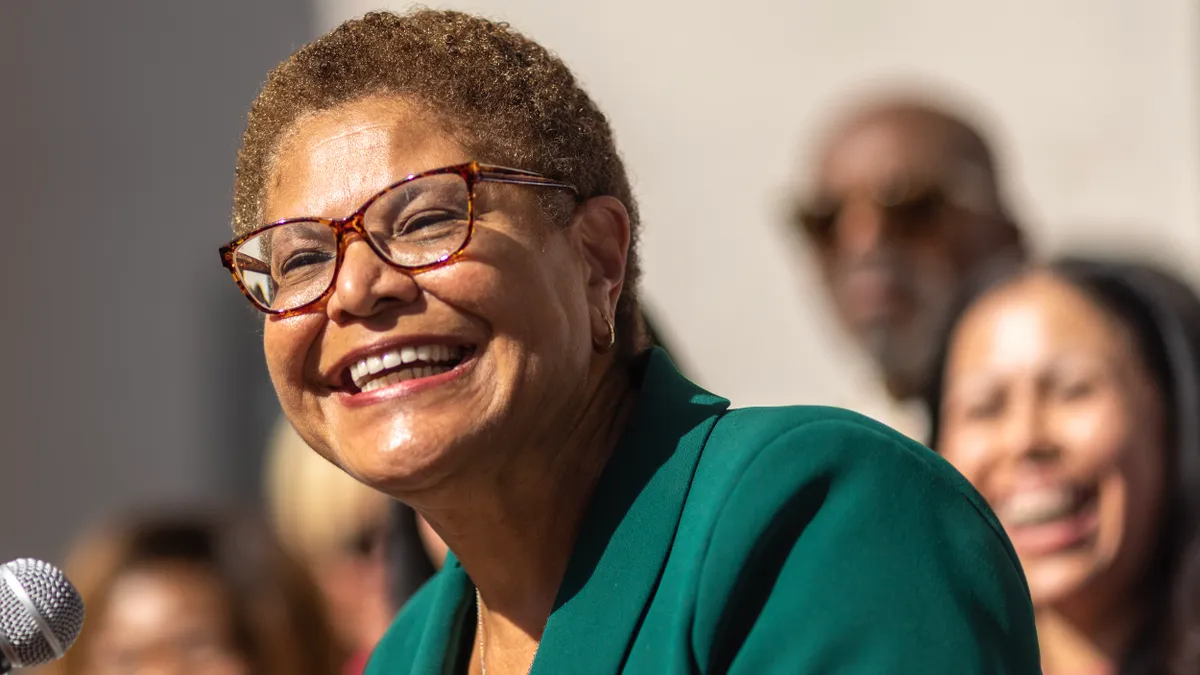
[0, 559, 85, 672]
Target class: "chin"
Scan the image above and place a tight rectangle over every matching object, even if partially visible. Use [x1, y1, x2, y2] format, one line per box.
[1023, 553, 1103, 609]
[335, 422, 478, 495]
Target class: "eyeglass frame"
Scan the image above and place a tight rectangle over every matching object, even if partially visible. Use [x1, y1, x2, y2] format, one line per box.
[219, 161, 580, 317]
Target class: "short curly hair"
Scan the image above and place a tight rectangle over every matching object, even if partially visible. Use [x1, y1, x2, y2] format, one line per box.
[233, 9, 644, 356]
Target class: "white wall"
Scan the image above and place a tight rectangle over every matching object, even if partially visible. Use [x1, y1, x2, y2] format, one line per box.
[316, 0, 1200, 408]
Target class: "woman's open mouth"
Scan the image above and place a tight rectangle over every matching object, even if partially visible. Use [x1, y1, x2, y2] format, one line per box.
[997, 483, 1101, 556]
[346, 344, 475, 394]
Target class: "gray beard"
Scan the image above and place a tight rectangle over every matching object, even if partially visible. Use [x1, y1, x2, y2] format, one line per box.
[861, 281, 956, 401]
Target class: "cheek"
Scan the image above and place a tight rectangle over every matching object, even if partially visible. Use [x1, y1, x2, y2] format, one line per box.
[1057, 395, 1166, 551]
[937, 425, 994, 488]
[1055, 397, 1143, 472]
[816, 249, 839, 282]
[906, 247, 957, 300]
[432, 230, 584, 350]
[263, 316, 322, 407]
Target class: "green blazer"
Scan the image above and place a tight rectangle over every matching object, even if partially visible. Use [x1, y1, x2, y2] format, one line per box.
[367, 349, 1040, 674]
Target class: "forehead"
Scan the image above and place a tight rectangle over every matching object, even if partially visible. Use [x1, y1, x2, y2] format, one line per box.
[949, 274, 1127, 375]
[102, 564, 226, 624]
[263, 96, 469, 223]
[816, 115, 950, 193]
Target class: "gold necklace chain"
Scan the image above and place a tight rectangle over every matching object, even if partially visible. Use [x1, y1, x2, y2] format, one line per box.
[476, 587, 537, 675]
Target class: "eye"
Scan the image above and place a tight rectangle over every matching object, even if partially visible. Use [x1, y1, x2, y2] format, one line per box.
[886, 189, 944, 227]
[278, 249, 334, 277]
[1056, 377, 1096, 402]
[792, 196, 840, 244]
[398, 209, 459, 232]
[961, 390, 1005, 421]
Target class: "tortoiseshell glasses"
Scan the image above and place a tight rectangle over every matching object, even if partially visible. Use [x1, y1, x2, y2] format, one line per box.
[219, 161, 578, 316]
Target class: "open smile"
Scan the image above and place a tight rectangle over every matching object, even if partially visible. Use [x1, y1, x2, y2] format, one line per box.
[333, 342, 479, 404]
[996, 483, 1101, 557]
[349, 344, 474, 392]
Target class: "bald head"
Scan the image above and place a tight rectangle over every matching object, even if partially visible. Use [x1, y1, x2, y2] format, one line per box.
[819, 101, 1007, 218]
[793, 97, 1026, 400]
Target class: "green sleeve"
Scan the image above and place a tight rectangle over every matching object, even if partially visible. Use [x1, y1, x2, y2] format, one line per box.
[695, 419, 1041, 674]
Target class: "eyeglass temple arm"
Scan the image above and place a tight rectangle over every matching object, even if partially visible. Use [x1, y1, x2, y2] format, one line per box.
[231, 252, 271, 276]
[478, 167, 579, 196]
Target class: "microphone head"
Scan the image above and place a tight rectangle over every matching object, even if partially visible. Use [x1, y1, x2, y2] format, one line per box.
[0, 558, 85, 668]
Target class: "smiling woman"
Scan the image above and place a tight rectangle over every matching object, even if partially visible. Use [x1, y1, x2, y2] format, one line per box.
[927, 257, 1200, 675]
[218, 9, 1040, 674]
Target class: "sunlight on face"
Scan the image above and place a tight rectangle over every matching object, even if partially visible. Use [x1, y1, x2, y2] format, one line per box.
[261, 95, 595, 498]
[938, 272, 1165, 612]
[82, 564, 249, 675]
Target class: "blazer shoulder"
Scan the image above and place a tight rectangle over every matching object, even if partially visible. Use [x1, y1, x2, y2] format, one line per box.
[705, 403, 917, 456]
[698, 404, 946, 486]
[687, 406, 1039, 672]
[695, 404, 1014, 568]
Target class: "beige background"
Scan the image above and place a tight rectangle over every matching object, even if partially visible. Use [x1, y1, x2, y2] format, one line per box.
[317, 0, 1200, 410]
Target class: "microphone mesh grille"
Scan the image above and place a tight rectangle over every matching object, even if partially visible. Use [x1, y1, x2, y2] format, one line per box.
[0, 558, 85, 666]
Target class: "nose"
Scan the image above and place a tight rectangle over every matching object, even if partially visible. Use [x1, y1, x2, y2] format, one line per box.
[835, 199, 887, 259]
[999, 395, 1061, 467]
[325, 237, 421, 323]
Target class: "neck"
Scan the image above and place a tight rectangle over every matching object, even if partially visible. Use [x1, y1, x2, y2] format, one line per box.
[415, 356, 636, 643]
[1037, 599, 1147, 675]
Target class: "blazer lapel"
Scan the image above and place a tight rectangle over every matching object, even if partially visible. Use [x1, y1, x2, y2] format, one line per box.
[407, 559, 471, 675]
[532, 348, 730, 674]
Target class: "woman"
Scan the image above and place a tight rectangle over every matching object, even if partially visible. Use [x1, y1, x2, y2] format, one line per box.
[50, 512, 343, 675]
[263, 416, 397, 673]
[927, 257, 1200, 674]
[218, 9, 1039, 673]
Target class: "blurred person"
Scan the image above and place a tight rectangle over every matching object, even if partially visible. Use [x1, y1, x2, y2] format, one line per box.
[217, 9, 1039, 673]
[927, 257, 1200, 674]
[49, 512, 343, 675]
[268, 415, 452, 658]
[789, 95, 1027, 440]
[263, 417, 397, 673]
[382, 501, 441, 612]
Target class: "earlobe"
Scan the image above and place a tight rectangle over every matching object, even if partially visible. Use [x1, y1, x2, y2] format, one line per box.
[575, 195, 631, 308]
[591, 306, 616, 354]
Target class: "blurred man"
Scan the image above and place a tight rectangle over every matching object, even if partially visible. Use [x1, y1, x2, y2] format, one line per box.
[790, 97, 1026, 441]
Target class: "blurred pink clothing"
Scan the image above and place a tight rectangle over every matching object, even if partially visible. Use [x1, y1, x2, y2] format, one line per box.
[343, 652, 370, 675]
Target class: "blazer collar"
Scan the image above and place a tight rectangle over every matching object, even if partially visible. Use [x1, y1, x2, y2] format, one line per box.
[536, 348, 728, 673]
[410, 348, 729, 674]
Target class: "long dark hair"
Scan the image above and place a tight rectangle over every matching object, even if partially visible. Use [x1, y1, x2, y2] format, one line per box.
[924, 256, 1200, 675]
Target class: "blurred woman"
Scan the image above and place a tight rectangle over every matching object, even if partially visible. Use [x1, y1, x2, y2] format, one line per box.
[264, 416, 396, 672]
[50, 512, 343, 675]
[927, 257, 1200, 674]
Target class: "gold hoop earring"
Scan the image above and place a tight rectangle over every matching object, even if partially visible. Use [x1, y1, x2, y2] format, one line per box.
[595, 314, 616, 353]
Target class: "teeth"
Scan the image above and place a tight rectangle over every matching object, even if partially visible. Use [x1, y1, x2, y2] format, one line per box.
[1000, 487, 1083, 527]
[358, 364, 453, 392]
[348, 345, 468, 390]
